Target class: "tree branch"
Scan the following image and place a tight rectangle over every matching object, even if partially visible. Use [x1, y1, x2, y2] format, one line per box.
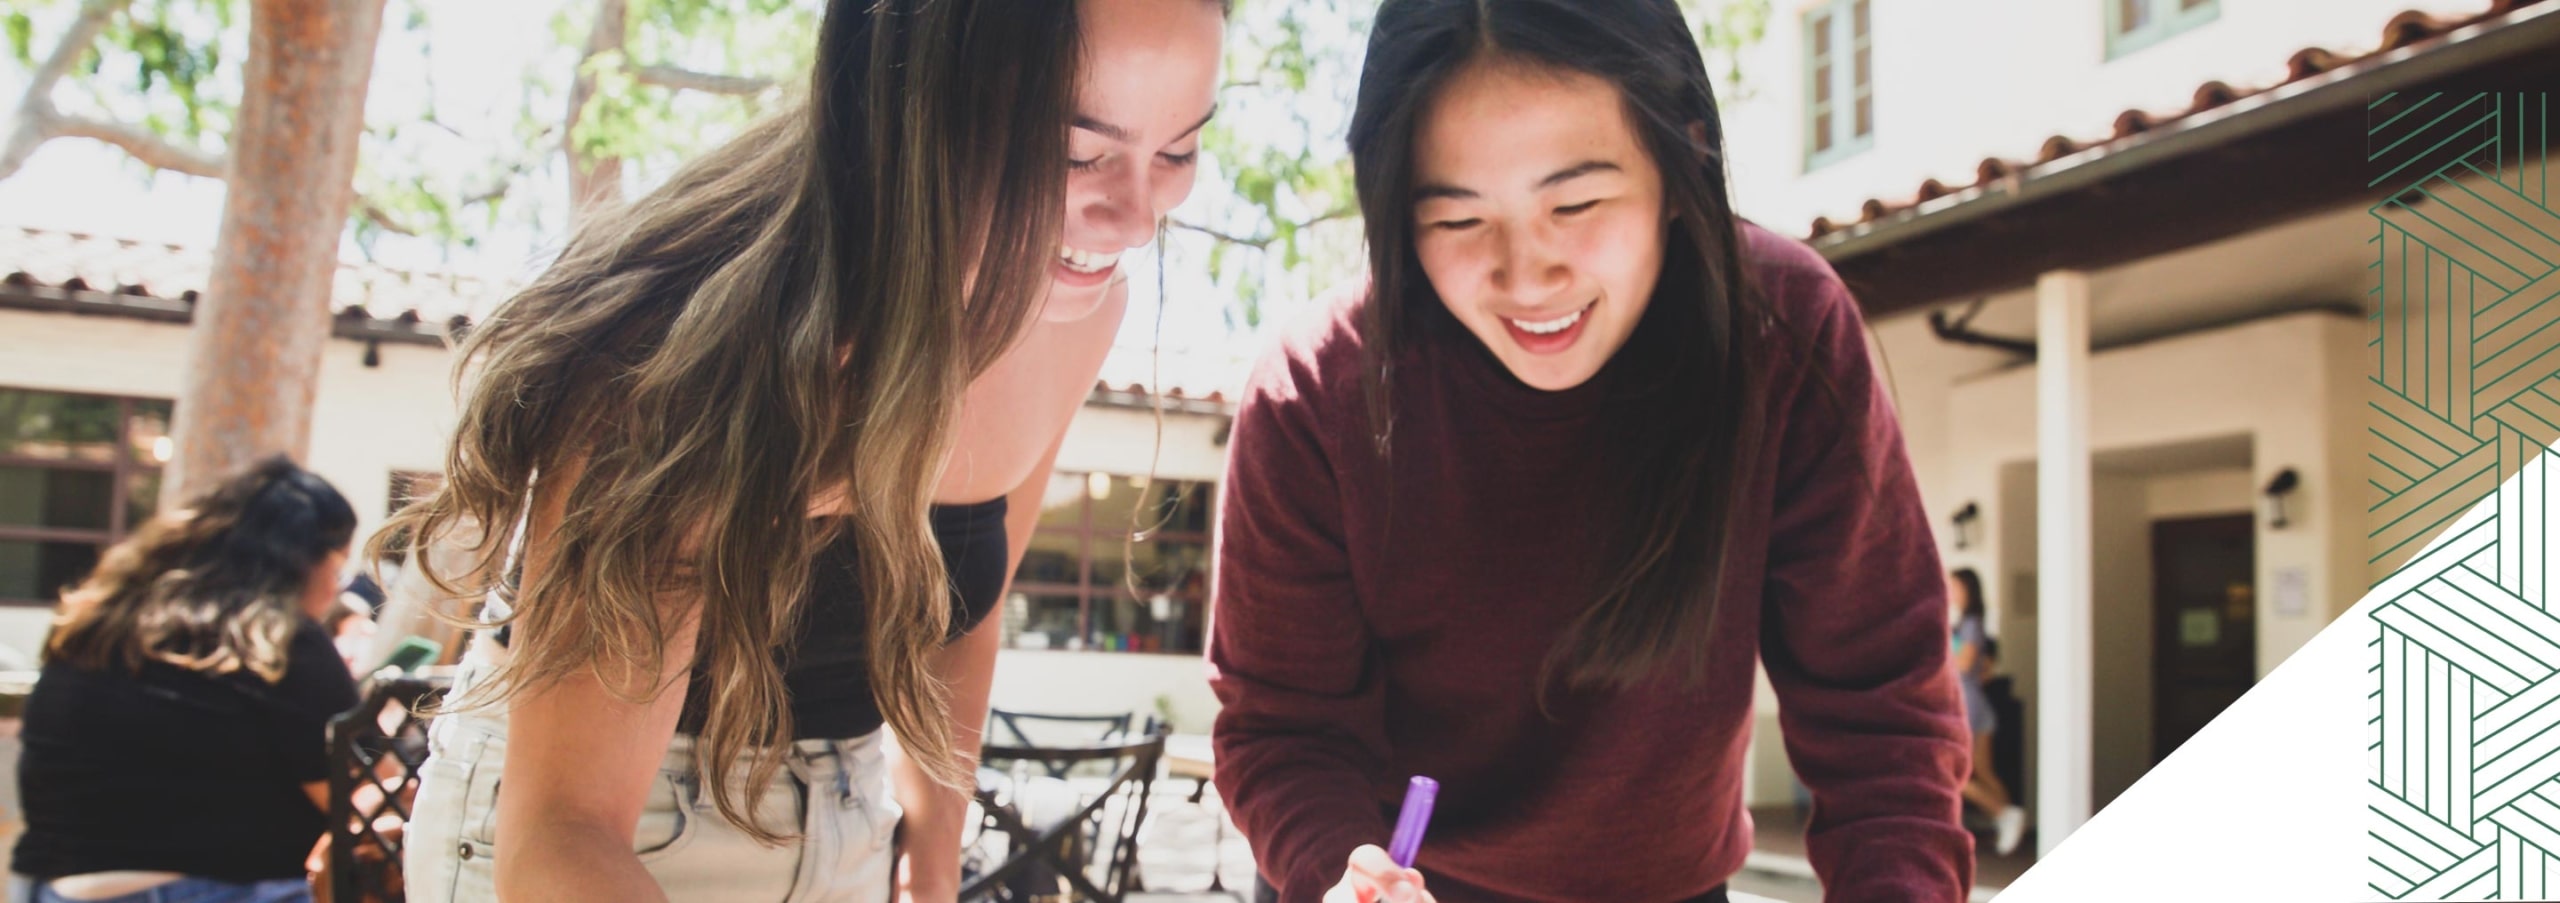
[1, 0, 134, 180]
[357, 199, 419, 237]
[632, 65, 773, 96]
[1167, 205, 1358, 250]
[1167, 219, 1270, 249]
[459, 135, 557, 207]
[1298, 206, 1358, 230]
[566, 0, 630, 218]
[50, 112, 225, 177]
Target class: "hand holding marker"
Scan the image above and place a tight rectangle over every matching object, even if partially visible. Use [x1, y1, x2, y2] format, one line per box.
[1331, 776, 1438, 903]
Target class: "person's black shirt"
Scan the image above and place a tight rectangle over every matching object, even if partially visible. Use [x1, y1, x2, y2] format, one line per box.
[13, 618, 361, 882]
[675, 496, 1011, 739]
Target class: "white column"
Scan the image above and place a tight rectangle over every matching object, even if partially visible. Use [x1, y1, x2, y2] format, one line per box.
[2036, 270, 2094, 857]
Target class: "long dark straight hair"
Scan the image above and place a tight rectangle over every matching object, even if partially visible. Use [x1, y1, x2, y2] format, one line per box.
[1951, 568, 1986, 619]
[1349, 0, 1767, 694]
[373, 0, 1081, 840]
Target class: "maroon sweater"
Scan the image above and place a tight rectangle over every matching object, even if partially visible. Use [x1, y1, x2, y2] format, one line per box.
[1207, 221, 1972, 902]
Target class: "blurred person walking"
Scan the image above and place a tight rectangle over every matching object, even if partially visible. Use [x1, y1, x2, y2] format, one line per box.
[1948, 568, 2027, 855]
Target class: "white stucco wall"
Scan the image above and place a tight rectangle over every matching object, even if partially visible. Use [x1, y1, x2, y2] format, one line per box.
[1942, 310, 2364, 680]
[2090, 474, 2155, 809]
[1050, 402, 1229, 484]
[0, 307, 460, 662]
[2148, 468, 2253, 520]
[1722, 0, 2487, 236]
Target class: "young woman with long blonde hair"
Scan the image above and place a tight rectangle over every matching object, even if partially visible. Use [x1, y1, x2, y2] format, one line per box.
[387, 1, 1227, 899]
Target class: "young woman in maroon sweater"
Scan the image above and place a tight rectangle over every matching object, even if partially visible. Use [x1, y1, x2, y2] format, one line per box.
[1207, 1, 1974, 901]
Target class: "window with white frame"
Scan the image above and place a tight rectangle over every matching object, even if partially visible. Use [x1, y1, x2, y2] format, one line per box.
[1804, 0, 1874, 170]
[2107, 0, 2218, 60]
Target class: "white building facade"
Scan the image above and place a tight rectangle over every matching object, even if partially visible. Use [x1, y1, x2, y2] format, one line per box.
[1717, 0, 2559, 854]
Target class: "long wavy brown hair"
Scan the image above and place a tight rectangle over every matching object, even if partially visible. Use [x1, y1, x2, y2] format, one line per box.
[370, 0, 1082, 841]
[50, 455, 357, 684]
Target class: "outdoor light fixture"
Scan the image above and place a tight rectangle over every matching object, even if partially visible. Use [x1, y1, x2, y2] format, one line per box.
[1951, 501, 1981, 550]
[2263, 467, 2301, 529]
[1087, 471, 1112, 501]
[362, 339, 382, 369]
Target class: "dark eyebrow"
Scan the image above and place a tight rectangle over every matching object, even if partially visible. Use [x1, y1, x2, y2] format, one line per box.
[1073, 106, 1221, 146]
[1170, 106, 1218, 142]
[1414, 183, 1478, 202]
[1538, 160, 1622, 188]
[1071, 115, 1134, 143]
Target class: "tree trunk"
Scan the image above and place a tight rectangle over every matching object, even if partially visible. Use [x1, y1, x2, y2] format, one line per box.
[566, 0, 629, 222]
[161, 0, 390, 505]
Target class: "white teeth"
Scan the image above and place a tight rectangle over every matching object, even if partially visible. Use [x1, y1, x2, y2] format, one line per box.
[1058, 246, 1121, 274]
[1508, 307, 1585, 335]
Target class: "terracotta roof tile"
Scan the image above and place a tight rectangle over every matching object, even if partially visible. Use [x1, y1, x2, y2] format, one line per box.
[0, 225, 500, 335]
[1803, 0, 2550, 242]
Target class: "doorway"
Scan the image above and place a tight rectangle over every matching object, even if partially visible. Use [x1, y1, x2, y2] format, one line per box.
[2150, 513, 2256, 762]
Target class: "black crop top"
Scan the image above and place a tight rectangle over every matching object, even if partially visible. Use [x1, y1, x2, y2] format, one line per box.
[660, 497, 1011, 739]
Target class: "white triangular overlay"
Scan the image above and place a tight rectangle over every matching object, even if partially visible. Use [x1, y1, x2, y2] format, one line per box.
[1995, 444, 2560, 902]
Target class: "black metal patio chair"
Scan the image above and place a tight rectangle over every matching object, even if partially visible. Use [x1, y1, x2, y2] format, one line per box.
[961, 728, 1169, 903]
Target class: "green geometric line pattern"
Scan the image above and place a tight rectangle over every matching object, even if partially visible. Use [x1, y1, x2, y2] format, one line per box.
[2370, 92, 2560, 901]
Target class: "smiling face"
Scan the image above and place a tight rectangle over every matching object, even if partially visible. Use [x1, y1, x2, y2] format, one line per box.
[1041, 0, 1224, 323]
[1408, 58, 1669, 391]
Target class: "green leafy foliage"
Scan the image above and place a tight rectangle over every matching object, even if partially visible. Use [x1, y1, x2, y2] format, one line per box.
[9, 0, 1767, 330]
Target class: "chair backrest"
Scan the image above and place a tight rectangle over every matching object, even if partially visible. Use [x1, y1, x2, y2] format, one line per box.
[988, 708, 1134, 747]
[987, 709, 1137, 779]
[963, 728, 1170, 903]
[326, 675, 446, 903]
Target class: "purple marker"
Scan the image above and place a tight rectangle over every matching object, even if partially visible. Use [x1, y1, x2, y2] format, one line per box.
[1386, 776, 1439, 869]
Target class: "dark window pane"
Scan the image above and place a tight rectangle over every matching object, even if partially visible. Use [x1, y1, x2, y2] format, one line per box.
[1852, 0, 1868, 38]
[1814, 113, 1833, 152]
[127, 400, 174, 466]
[1856, 95, 1873, 137]
[1813, 62, 1831, 104]
[0, 465, 114, 531]
[1018, 531, 1083, 587]
[1008, 592, 1086, 650]
[1124, 539, 1209, 597]
[1854, 45, 1870, 90]
[1137, 479, 1213, 535]
[1810, 13, 1830, 55]
[0, 539, 102, 602]
[1091, 592, 1204, 656]
[2120, 0, 2151, 32]
[1090, 549, 1128, 594]
[2180, 0, 2208, 8]
[0, 390, 121, 463]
